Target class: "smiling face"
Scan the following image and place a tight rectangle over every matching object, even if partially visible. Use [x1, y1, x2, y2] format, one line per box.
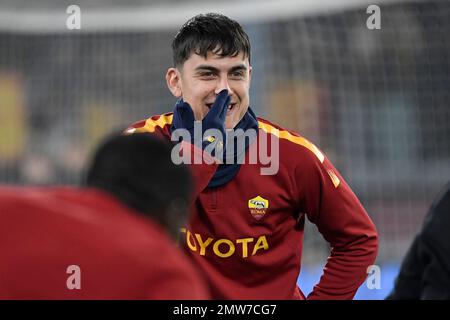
[166, 51, 252, 129]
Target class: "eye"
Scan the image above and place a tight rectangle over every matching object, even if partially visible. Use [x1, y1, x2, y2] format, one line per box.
[199, 72, 216, 79]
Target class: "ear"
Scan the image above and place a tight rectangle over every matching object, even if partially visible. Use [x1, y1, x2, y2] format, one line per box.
[166, 67, 182, 98]
[248, 65, 252, 86]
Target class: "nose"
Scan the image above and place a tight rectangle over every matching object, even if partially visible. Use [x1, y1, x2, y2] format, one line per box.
[214, 76, 233, 95]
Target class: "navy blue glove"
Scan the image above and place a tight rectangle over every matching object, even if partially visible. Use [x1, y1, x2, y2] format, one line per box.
[171, 89, 231, 158]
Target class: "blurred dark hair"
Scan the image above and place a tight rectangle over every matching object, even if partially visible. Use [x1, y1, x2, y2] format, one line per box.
[85, 132, 192, 237]
[172, 13, 251, 67]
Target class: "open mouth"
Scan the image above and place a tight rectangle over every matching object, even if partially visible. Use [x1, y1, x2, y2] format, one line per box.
[206, 103, 237, 114]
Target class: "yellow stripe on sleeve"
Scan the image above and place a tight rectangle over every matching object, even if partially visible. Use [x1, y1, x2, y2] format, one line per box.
[327, 169, 341, 188]
[135, 113, 173, 133]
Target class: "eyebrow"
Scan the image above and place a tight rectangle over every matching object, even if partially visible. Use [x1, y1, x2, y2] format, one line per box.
[195, 64, 248, 73]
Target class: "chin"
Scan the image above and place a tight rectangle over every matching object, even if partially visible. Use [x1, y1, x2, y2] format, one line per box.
[225, 119, 237, 129]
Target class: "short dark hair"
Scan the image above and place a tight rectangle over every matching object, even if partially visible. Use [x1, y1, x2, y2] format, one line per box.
[85, 132, 192, 237]
[172, 13, 251, 67]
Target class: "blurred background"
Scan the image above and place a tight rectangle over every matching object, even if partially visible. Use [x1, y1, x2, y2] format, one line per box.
[0, 0, 449, 299]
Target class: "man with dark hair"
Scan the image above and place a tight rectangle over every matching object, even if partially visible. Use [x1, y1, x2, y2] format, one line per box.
[0, 133, 209, 299]
[127, 13, 378, 299]
[387, 182, 450, 300]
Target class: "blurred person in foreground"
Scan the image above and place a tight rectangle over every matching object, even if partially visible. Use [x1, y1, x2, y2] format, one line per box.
[0, 133, 209, 299]
[387, 182, 450, 300]
[126, 13, 378, 299]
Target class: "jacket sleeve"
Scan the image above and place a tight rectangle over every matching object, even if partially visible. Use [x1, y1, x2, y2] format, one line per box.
[295, 153, 378, 300]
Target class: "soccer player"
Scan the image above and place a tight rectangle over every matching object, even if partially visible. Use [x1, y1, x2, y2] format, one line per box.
[0, 133, 209, 299]
[127, 13, 378, 299]
[386, 182, 450, 299]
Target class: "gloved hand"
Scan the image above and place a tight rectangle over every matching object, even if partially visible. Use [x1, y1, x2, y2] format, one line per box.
[172, 89, 230, 159]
